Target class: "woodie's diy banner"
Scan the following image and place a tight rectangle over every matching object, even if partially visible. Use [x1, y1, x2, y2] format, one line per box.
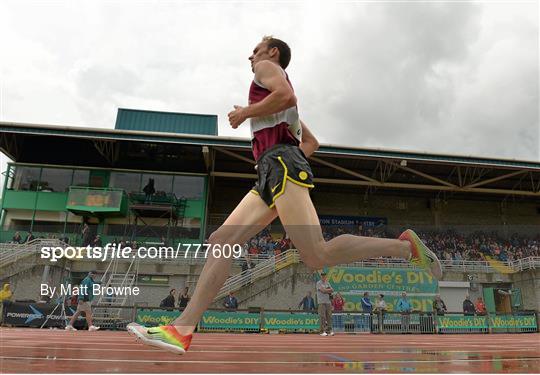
[199, 311, 261, 330]
[437, 315, 488, 329]
[327, 267, 438, 294]
[262, 312, 319, 330]
[135, 308, 180, 327]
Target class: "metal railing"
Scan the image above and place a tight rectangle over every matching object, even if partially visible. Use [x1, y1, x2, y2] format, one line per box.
[332, 311, 539, 334]
[0, 239, 538, 273]
[0, 239, 67, 269]
[346, 257, 540, 273]
[216, 250, 300, 299]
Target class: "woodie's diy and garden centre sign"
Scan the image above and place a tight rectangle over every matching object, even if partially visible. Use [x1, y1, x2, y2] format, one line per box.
[327, 267, 438, 294]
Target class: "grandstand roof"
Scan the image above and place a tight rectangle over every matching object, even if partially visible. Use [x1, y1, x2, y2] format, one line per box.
[1, 120, 539, 198]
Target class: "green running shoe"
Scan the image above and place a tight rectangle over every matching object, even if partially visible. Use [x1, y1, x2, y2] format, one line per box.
[399, 229, 443, 280]
[127, 322, 192, 355]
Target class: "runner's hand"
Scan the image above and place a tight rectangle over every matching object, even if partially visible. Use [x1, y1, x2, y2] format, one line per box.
[228, 105, 247, 128]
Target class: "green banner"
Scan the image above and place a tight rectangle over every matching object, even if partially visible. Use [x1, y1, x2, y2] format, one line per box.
[263, 312, 319, 330]
[327, 267, 438, 294]
[437, 315, 488, 329]
[135, 309, 180, 327]
[199, 311, 260, 330]
[340, 293, 435, 312]
[489, 314, 537, 329]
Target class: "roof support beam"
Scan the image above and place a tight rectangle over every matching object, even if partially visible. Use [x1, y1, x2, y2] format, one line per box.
[310, 156, 379, 183]
[210, 171, 539, 197]
[386, 160, 458, 188]
[93, 140, 117, 165]
[0, 133, 19, 160]
[464, 170, 527, 189]
[214, 147, 256, 165]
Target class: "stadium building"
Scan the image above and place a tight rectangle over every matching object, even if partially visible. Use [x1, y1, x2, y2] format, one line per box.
[1, 108, 539, 326]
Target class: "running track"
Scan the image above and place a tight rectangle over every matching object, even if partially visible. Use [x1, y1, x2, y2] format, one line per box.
[1, 328, 539, 373]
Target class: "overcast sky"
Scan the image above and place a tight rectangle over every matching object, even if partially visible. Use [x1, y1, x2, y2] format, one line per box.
[0, 0, 538, 187]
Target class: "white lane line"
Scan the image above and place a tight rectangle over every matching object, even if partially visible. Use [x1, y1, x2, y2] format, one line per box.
[0, 345, 536, 354]
[1, 356, 539, 365]
[1, 341, 534, 350]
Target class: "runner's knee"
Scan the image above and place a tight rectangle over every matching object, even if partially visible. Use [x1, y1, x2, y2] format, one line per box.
[300, 248, 326, 270]
[300, 244, 332, 270]
[207, 227, 237, 245]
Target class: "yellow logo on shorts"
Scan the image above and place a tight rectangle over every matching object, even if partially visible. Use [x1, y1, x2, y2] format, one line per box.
[299, 171, 308, 180]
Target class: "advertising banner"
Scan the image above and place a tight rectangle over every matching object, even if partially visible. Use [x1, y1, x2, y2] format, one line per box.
[489, 314, 537, 329]
[319, 215, 387, 227]
[437, 315, 488, 329]
[2, 301, 80, 328]
[327, 267, 438, 294]
[262, 312, 319, 330]
[135, 308, 180, 327]
[199, 311, 260, 331]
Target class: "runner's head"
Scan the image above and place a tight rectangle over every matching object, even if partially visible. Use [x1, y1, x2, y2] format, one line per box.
[249, 36, 291, 72]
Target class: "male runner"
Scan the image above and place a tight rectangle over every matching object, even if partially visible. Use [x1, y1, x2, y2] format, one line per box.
[128, 36, 442, 354]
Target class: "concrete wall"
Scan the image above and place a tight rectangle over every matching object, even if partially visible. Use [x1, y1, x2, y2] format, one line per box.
[512, 269, 540, 311]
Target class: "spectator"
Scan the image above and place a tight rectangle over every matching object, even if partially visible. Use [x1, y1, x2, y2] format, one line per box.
[463, 295, 475, 316]
[298, 291, 316, 312]
[160, 289, 176, 309]
[178, 287, 190, 310]
[223, 292, 238, 310]
[316, 272, 334, 336]
[65, 271, 101, 332]
[332, 292, 345, 312]
[433, 294, 447, 316]
[160, 236, 169, 247]
[25, 231, 35, 243]
[475, 297, 487, 315]
[374, 294, 387, 331]
[91, 235, 103, 247]
[0, 283, 13, 302]
[81, 222, 91, 246]
[143, 178, 155, 203]
[396, 292, 412, 333]
[11, 232, 22, 244]
[361, 292, 373, 313]
[374, 294, 387, 313]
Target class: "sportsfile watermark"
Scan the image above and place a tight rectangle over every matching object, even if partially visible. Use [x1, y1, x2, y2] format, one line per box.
[40, 243, 243, 262]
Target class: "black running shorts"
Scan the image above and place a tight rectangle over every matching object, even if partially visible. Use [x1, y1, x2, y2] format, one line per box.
[250, 144, 315, 208]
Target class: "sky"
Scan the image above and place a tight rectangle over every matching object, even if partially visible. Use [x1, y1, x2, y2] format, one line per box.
[0, 0, 538, 190]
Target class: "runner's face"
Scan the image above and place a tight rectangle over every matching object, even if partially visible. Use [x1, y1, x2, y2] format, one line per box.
[249, 42, 272, 72]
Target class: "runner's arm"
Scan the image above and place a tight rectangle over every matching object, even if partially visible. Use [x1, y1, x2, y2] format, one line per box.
[299, 120, 319, 157]
[245, 61, 296, 118]
[228, 61, 296, 128]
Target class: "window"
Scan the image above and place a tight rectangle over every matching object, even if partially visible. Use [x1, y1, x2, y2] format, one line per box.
[173, 176, 204, 200]
[142, 174, 173, 195]
[5, 219, 32, 231]
[72, 170, 90, 187]
[110, 172, 141, 193]
[40, 168, 72, 192]
[12, 166, 41, 191]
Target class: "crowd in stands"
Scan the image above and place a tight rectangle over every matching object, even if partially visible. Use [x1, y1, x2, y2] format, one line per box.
[241, 226, 539, 263]
[242, 228, 292, 258]
[4, 225, 539, 263]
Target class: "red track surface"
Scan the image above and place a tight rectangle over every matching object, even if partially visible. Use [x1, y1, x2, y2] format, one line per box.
[1, 328, 539, 373]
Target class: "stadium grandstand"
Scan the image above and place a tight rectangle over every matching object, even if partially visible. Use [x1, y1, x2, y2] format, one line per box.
[0, 108, 539, 330]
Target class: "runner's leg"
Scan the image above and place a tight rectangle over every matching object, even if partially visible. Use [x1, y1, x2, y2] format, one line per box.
[172, 191, 277, 335]
[274, 182, 410, 269]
